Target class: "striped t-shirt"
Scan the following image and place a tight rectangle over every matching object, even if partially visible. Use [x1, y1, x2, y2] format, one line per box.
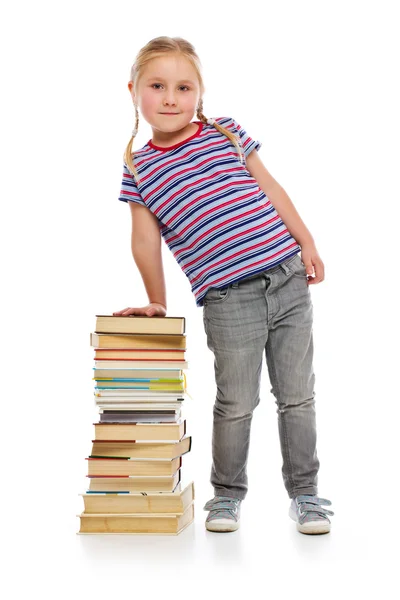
[118, 116, 301, 307]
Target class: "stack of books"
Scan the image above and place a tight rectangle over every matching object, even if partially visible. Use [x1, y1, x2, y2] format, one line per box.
[77, 314, 195, 535]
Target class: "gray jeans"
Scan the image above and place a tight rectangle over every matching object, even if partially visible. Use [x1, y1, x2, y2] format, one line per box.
[202, 253, 319, 501]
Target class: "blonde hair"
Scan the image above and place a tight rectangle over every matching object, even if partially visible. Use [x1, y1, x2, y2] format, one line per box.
[124, 36, 244, 184]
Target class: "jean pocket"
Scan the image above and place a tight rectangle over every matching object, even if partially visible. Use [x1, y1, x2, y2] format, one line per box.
[287, 254, 308, 279]
[203, 285, 232, 305]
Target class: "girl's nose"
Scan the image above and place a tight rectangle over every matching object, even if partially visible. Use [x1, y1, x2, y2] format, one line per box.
[163, 92, 177, 105]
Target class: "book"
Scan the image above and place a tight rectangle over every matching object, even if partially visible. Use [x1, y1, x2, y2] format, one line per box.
[99, 408, 181, 414]
[94, 376, 184, 382]
[77, 501, 194, 534]
[93, 368, 184, 378]
[98, 416, 180, 424]
[87, 470, 181, 492]
[80, 481, 194, 514]
[97, 407, 182, 415]
[94, 390, 187, 399]
[95, 315, 185, 335]
[94, 357, 189, 368]
[90, 437, 192, 460]
[93, 420, 186, 441]
[98, 411, 181, 423]
[90, 333, 187, 349]
[86, 481, 183, 493]
[86, 456, 182, 477]
[94, 350, 186, 361]
[93, 380, 185, 390]
[96, 403, 184, 410]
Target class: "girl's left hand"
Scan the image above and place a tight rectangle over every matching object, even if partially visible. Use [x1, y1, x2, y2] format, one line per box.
[300, 243, 325, 285]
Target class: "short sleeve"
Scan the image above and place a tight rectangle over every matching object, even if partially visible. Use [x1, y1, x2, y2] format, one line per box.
[118, 162, 147, 207]
[230, 117, 262, 158]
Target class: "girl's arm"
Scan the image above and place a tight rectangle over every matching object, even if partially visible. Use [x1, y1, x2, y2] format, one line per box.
[246, 150, 314, 246]
[113, 203, 167, 316]
[129, 203, 167, 308]
[246, 150, 324, 284]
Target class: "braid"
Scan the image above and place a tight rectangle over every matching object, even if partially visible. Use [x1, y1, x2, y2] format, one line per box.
[196, 99, 244, 165]
[123, 105, 141, 184]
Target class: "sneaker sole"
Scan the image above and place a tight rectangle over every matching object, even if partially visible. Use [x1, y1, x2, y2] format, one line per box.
[205, 520, 240, 532]
[289, 507, 331, 535]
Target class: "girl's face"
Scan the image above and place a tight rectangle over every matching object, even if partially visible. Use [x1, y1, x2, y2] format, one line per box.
[129, 54, 201, 134]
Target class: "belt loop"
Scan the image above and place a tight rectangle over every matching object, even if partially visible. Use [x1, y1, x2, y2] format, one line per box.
[232, 280, 239, 288]
[280, 262, 290, 276]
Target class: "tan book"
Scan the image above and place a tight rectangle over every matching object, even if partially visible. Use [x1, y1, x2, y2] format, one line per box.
[94, 350, 186, 360]
[95, 315, 185, 336]
[94, 365, 185, 378]
[88, 470, 181, 493]
[81, 481, 194, 514]
[90, 436, 192, 460]
[91, 333, 187, 350]
[86, 456, 182, 477]
[94, 420, 186, 441]
[94, 356, 189, 367]
[93, 367, 184, 378]
[77, 501, 194, 535]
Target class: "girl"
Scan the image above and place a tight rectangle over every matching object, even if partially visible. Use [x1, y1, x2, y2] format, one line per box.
[113, 36, 334, 535]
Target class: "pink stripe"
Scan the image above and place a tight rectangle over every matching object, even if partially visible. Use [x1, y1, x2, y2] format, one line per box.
[173, 201, 274, 261]
[144, 152, 240, 203]
[181, 213, 280, 271]
[120, 188, 142, 199]
[167, 189, 269, 248]
[164, 178, 260, 228]
[124, 119, 239, 187]
[196, 242, 300, 297]
[192, 228, 290, 285]
[131, 134, 240, 188]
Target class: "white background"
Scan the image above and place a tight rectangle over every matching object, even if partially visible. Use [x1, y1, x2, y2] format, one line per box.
[2, 0, 399, 597]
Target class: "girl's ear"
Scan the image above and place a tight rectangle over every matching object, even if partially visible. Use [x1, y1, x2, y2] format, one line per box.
[127, 81, 135, 99]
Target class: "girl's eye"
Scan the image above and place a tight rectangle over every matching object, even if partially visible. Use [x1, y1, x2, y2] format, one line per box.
[151, 84, 190, 91]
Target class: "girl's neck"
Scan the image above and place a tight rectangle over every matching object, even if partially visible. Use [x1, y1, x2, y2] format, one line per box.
[151, 121, 199, 148]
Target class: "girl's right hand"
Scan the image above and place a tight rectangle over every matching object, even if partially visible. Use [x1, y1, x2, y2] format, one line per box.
[113, 302, 167, 318]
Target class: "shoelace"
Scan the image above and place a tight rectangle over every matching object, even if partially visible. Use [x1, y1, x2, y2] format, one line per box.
[203, 496, 241, 521]
[295, 495, 334, 524]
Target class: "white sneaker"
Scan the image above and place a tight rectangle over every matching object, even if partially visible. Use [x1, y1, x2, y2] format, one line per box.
[289, 494, 334, 534]
[203, 496, 241, 532]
